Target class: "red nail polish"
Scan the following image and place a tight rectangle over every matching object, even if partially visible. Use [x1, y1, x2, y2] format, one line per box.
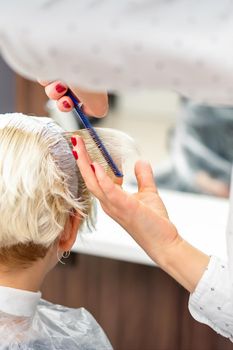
[63, 100, 71, 109]
[55, 84, 66, 93]
[71, 136, 77, 146]
[90, 164, 95, 173]
[72, 150, 78, 160]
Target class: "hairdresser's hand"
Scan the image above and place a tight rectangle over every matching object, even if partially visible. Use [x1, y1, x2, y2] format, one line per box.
[72, 136, 181, 263]
[72, 136, 210, 293]
[38, 80, 108, 117]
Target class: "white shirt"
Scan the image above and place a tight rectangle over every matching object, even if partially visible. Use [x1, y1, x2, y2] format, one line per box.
[0, 0, 233, 340]
[189, 256, 233, 340]
[1, 0, 233, 105]
[189, 172, 233, 340]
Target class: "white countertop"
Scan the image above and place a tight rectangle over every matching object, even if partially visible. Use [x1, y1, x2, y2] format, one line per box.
[72, 186, 229, 266]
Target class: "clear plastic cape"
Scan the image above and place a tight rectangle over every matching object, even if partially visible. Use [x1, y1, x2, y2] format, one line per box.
[0, 299, 112, 350]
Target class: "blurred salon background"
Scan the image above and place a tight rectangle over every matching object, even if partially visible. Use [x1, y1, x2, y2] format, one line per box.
[1, 56, 233, 350]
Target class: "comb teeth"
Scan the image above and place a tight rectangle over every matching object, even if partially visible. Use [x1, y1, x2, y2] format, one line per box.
[67, 90, 123, 178]
[87, 127, 123, 177]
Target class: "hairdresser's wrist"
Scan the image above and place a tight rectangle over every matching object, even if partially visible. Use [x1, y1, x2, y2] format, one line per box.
[152, 237, 210, 293]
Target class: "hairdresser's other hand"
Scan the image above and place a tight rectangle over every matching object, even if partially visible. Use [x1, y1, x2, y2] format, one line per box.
[72, 136, 181, 263]
[38, 80, 108, 117]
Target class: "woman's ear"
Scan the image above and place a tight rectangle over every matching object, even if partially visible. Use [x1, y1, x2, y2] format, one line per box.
[58, 211, 81, 252]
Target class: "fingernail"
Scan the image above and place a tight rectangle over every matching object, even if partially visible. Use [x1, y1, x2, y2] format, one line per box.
[90, 164, 95, 173]
[63, 101, 71, 109]
[55, 83, 66, 93]
[72, 150, 78, 160]
[71, 136, 77, 147]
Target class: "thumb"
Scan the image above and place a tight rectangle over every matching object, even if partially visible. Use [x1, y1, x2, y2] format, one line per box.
[70, 86, 108, 117]
[135, 160, 158, 193]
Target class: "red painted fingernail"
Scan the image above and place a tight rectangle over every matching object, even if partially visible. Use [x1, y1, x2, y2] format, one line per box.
[63, 100, 71, 109]
[90, 164, 95, 173]
[71, 136, 77, 146]
[72, 150, 78, 160]
[55, 83, 66, 93]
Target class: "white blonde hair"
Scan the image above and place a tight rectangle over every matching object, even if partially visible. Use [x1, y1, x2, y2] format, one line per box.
[0, 113, 135, 252]
[0, 114, 85, 248]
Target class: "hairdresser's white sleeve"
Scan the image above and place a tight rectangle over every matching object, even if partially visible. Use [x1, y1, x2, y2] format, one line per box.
[1, 0, 233, 105]
[189, 256, 233, 341]
[189, 172, 233, 340]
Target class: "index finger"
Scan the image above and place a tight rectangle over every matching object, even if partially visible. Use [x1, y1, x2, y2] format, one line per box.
[73, 136, 106, 202]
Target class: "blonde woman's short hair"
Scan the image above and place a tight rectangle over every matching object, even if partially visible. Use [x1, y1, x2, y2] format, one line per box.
[0, 113, 134, 268]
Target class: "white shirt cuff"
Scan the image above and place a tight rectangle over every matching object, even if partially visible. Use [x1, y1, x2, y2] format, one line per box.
[189, 255, 233, 340]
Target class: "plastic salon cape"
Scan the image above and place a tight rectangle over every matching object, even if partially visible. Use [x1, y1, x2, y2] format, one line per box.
[0, 287, 112, 350]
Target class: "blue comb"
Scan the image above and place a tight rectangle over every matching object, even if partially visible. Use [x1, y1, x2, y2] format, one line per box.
[67, 89, 123, 178]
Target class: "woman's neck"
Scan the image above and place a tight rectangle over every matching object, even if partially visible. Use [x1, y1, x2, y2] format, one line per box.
[0, 259, 47, 292]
